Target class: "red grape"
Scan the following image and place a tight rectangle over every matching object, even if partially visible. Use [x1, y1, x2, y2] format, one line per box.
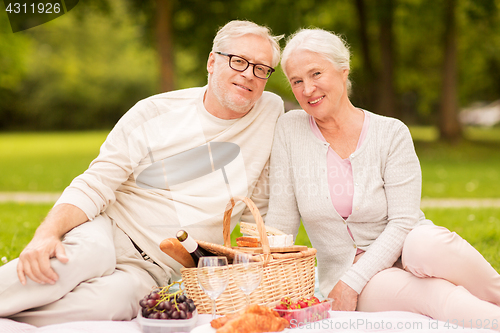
[139, 282, 197, 320]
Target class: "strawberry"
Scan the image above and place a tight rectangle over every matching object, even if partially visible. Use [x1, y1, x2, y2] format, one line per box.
[280, 297, 292, 308]
[298, 300, 308, 309]
[274, 304, 288, 311]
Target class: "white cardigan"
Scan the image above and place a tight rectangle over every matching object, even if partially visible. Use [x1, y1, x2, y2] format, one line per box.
[265, 109, 432, 297]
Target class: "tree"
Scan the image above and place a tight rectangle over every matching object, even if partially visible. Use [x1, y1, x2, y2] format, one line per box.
[155, 0, 175, 92]
[438, 0, 462, 142]
[354, 0, 376, 108]
[376, 0, 398, 119]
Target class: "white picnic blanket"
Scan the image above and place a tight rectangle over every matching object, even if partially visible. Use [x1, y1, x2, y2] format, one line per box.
[0, 311, 495, 332]
[1, 269, 495, 332]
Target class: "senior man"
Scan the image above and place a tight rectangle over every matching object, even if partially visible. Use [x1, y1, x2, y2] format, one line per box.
[0, 20, 284, 326]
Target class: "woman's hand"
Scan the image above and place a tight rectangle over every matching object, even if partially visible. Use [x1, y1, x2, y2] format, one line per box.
[328, 280, 358, 311]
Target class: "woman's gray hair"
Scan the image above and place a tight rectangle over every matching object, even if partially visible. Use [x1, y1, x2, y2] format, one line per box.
[212, 20, 283, 68]
[281, 28, 352, 92]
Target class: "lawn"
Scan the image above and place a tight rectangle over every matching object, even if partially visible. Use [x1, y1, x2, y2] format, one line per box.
[1, 127, 500, 197]
[0, 203, 53, 263]
[410, 126, 500, 198]
[1, 127, 500, 270]
[0, 131, 107, 192]
[2, 203, 499, 273]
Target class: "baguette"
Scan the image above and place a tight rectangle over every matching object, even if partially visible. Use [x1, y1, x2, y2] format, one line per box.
[159, 238, 195, 268]
[240, 222, 285, 237]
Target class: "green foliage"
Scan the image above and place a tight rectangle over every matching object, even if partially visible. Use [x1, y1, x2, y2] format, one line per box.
[394, 0, 445, 120]
[0, 10, 31, 89]
[0, 7, 32, 129]
[1, 1, 158, 130]
[458, 0, 500, 106]
[2, 0, 500, 129]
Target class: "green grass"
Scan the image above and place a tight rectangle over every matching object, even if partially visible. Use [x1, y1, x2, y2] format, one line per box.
[409, 125, 500, 142]
[0, 202, 312, 264]
[417, 140, 500, 198]
[2, 204, 499, 274]
[0, 203, 52, 263]
[1, 127, 500, 271]
[2, 128, 500, 198]
[0, 131, 107, 192]
[408, 126, 500, 198]
[422, 207, 500, 271]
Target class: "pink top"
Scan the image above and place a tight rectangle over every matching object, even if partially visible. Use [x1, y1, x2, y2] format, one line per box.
[309, 111, 370, 218]
[309, 110, 370, 252]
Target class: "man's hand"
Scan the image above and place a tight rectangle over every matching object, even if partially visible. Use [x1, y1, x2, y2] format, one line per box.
[16, 203, 88, 285]
[17, 234, 68, 285]
[328, 280, 358, 311]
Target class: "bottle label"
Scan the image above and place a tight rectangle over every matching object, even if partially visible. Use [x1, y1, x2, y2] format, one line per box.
[183, 234, 198, 253]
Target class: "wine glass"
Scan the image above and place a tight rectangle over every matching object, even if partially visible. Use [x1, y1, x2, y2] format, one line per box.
[197, 256, 229, 319]
[232, 252, 263, 306]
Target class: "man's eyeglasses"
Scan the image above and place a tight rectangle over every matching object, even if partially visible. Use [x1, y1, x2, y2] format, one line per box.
[215, 52, 275, 79]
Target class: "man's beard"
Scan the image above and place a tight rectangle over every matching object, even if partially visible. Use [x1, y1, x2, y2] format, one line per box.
[210, 72, 255, 116]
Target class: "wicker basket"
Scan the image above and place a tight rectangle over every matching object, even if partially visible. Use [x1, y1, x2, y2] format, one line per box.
[180, 196, 316, 315]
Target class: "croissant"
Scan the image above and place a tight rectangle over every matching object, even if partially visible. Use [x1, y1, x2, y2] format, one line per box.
[211, 304, 288, 333]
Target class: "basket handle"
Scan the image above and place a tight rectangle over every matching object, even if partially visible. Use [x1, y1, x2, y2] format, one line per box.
[222, 196, 271, 255]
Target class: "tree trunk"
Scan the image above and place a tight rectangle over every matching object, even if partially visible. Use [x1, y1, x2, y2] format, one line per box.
[156, 0, 175, 92]
[354, 0, 376, 109]
[377, 0, 398, 119]
[438, 0, 462, 142]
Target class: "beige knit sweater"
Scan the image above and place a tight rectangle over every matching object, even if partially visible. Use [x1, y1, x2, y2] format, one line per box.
[55, 87, 284, 281]
[265, 109, 432, 297]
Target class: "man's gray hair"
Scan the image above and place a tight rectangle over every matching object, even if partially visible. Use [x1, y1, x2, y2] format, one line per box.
[281, 28, 352, 92]
[212, 20, 283, 68]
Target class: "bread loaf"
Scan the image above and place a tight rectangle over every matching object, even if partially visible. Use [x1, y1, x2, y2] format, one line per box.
[159, 238, 195, 268]
[236, 236, 261, 247]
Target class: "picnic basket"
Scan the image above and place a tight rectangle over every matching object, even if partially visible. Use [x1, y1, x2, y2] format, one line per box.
[180, 196, 316, 315]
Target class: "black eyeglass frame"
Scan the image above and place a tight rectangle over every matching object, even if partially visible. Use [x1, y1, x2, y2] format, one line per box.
[215, 51, 275, 79]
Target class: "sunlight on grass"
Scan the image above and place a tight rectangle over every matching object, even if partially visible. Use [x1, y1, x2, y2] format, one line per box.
[417, 140, 500, 198]
[465, 126, 500, 141]
[408, 126, 438, 142]
[0, 131, 108, 191]
[1, 127, 500, 197]
[409, 125, 500, 142]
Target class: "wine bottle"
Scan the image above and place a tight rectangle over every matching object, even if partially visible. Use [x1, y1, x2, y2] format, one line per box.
[176, 230, 215, 266]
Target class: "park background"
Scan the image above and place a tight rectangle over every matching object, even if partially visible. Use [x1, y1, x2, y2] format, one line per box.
[1, 0, 500, 269]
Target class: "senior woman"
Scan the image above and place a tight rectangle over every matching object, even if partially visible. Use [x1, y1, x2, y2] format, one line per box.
[265, 28, 500, 329]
